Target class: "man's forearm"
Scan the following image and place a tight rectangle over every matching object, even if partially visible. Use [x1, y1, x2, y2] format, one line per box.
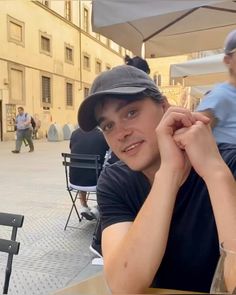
[104, 170, 180, 293]
[204, 162, 236, 243]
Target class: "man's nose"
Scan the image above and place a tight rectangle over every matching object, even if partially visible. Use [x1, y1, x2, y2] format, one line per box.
[116, 122, 132, 141]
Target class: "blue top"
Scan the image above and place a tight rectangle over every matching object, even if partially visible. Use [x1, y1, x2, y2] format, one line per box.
[16, 113, 31, 130]
[97, 143, 236, 293]
[196, 82, 236, 144]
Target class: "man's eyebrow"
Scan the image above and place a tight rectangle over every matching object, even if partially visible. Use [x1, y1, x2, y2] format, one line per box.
[97, 116, 105, 126]
[97, 100, 136, 126]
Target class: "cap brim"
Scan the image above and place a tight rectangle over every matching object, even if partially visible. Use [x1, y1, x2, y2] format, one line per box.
[78, 86, 146, 131]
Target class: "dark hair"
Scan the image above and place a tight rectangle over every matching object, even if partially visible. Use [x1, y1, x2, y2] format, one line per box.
[124, 55, 150, 74]
[98, 89, 164, 111]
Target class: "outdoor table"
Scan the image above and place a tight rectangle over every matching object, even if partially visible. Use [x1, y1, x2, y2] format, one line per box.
[53, 272, 204, 295]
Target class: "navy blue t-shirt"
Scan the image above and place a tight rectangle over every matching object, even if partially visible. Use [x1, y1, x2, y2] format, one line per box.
[97, 143, 236, 293]
[69, 128, 108, 186]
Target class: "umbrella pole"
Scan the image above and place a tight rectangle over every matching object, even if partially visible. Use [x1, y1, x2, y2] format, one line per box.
[141, 42, 145, 58]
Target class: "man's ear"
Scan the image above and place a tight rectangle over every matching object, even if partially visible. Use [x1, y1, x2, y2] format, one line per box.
[224, 54, 231, 67]
[161, 96, 170, 112]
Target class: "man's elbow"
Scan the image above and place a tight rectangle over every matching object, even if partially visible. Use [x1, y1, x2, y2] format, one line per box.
[199, 110, 217, 128]
[105, 265, 151, 294]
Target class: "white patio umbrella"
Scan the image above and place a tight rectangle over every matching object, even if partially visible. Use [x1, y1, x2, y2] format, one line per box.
[92, 0, 236, 57]
[170, 53, 228, 86]
[191, 85, 214, 98]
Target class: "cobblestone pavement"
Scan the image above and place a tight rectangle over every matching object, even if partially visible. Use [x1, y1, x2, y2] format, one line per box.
[0, 139, 102, 295]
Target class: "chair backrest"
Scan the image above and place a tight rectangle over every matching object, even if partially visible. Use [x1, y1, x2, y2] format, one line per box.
[0, 212, 24, 294]
[61, 153, 102, 188]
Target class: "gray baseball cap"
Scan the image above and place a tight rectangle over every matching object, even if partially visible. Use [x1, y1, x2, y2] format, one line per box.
[224, 29, 236, 55]
[78, 65, 162, 131]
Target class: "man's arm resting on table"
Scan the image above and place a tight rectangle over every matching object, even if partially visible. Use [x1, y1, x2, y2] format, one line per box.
[102, 170, 181, 294]
[203, 162, 236, 244]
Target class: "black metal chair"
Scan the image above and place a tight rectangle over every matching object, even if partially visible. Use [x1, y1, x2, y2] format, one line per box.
[0, 212, 24, 294]
[61, 153, 101, 230]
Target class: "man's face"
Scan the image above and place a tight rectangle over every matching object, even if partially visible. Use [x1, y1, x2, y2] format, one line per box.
[18, 108, 24, 115]
[95, 97, 167, 177]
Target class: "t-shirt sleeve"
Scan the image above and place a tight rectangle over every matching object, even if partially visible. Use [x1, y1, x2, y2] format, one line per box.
[196, 86, 227, 121]
[97, 165, 136, 231]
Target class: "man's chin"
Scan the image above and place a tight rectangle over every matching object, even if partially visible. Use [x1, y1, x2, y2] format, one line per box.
[125, 161, 143, 172]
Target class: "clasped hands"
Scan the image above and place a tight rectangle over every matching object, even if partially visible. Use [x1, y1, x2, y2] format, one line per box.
[156, 107, 222, 184]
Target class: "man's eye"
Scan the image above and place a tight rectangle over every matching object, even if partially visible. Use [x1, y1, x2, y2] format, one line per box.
[127, 109, 137, 118]
[101, 122, 113, 132]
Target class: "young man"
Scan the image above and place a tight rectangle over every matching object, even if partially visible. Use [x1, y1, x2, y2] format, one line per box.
[12, 106, 34, 153]
[78, 65, 236, 294]
[196, 29, 236, 144]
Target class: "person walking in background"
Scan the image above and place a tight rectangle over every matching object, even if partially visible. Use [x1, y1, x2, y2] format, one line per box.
[77, 65, 236, 293]
[69, 127, 109, 220]
[196, 29, 236, 144]
[12, 106, 34, 153]
[32, 115, 41, 139]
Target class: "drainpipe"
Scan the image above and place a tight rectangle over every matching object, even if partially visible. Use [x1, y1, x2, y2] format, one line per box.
[78, 0, 82, 91]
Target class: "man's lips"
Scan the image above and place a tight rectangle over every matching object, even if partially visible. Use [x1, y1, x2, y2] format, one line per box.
[122, 140, 144, 153]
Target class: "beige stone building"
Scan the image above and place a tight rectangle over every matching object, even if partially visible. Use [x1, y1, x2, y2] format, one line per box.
[0, 0, 129, 141]
[0, 0, 190, 142]
[148, 56, 188, 106]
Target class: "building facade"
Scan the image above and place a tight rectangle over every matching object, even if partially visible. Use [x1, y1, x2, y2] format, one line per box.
[0, 0, 129, 141]
[0, 0, 190, 142]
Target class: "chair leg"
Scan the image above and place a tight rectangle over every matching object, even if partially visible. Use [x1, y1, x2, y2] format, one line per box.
[86, 192, 90, 201]
[64, 191, 82, 230]
[3, 254, 13, 294]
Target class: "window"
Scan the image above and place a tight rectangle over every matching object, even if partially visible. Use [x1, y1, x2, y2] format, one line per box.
[41, 36, 50, 52]
[84, 87, 89, 99]
[65, 44, 74, 64]
[106, 64, 111, 71]
[157, 74, 162, 86]
[42, 0, 50, 6]
[95, 60, 102, 74]
[83, 7, 89, 32]
[40, 32, 52, 56]
[9, 64, 25, 104]
[65, 0, 72, 21]
[41, 75, 51, 104]
[7, 16, 25, 46]
[153, 73, 162, 86]
[66, 82, 73, 107]
[83, 54, 90, 70]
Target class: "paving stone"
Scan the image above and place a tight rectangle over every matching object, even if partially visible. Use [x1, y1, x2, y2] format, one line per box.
[0, 140, 102, 294]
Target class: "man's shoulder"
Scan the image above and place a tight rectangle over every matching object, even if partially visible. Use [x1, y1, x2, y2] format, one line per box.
[99, 161, 140, 185]
[209, 82, 234, 97]
[102, 160, 132, 176]
[98, 161, 150, 205]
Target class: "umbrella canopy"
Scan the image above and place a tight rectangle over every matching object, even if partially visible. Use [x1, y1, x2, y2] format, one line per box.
[191, 85, 214, 98]
[92, 0, 236, 57]
[170, 53, 228, 86]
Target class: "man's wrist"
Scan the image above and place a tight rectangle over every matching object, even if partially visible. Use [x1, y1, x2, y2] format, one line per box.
[203, 161, 232, 184]
[155, 167, 183, 190]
